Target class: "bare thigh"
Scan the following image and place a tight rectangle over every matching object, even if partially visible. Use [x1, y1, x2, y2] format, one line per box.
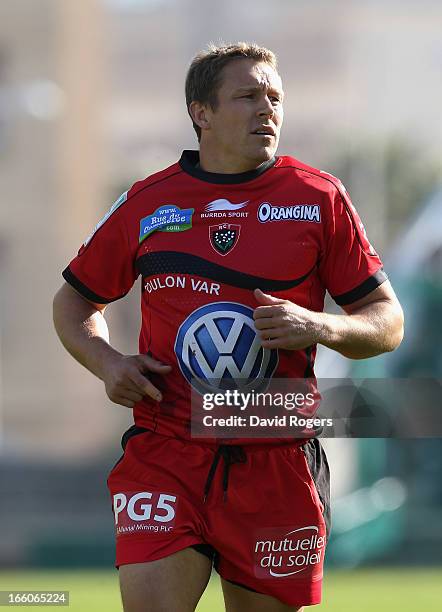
[221, 578, 303, 612]
[119, 547, 212, 612]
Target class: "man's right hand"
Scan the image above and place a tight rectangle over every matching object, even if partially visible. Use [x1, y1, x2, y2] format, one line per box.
[53, 283, 173, 409]
[103, 354, 172, 408]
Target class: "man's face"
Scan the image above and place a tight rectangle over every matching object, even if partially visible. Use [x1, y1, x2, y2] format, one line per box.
[199, 59, 284, 172]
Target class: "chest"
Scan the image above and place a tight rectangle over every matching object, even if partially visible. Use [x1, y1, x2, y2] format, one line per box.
[133, 190, 324, 282]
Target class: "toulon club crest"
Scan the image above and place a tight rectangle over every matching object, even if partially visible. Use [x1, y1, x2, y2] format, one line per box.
[209, 223, 241, 256]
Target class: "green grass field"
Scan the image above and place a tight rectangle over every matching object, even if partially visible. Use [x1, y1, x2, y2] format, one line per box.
[0, 569, 440, 611]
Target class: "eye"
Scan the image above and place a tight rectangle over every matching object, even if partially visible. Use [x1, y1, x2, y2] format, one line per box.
[241, 94, 254, 99]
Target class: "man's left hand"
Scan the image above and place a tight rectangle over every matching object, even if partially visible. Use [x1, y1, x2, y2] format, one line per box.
[253, 288, 320, 350]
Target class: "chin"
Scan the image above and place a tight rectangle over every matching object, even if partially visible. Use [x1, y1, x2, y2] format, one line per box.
[252, 146, 276, 163]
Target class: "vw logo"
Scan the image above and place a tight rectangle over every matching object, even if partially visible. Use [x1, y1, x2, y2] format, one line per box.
[174, 302, 278, 395]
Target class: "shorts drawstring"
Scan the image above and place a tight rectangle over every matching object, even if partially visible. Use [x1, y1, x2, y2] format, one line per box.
[203, 445, 246, 503]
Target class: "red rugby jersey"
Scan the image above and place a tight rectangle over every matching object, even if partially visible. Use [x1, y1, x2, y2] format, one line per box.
[63, 151, 386, 440]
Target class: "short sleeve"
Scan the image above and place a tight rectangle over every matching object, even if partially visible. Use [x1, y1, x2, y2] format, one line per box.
[62, 192, 138, 303]
[319, 184, 387, 306]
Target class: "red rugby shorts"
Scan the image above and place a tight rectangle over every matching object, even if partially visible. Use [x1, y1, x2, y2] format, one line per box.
[107, 428, 330, 607]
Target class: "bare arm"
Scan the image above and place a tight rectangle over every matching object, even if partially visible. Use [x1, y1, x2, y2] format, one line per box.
[253, 281, 404, 359]
[53, 283, 171, 407]
[319, 282, 404, 358]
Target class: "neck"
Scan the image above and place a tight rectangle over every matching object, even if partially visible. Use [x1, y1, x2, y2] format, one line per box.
[198, 147, 269, 174]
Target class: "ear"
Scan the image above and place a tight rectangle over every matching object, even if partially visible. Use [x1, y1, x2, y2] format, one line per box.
[189, 100, 212, 132]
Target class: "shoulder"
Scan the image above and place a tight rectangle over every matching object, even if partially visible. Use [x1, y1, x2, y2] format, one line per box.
[274, 155, 347, 198]
[126, 161, 184, 201]
[81, 161, 184, 249]
[111, 160, 184, 223]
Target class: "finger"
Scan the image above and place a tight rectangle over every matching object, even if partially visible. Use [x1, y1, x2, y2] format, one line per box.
[259, 327, 284, 340]
[111, 396, 135, 409]
[254, 316, 281, 330]
[253, 305, 280, 319]
[260, 337, 285, 349]
[254, 288, 286, 305]
[129, 370, 163, 402]
[137, 354, 172, 373]
[119, 388, 144, 403]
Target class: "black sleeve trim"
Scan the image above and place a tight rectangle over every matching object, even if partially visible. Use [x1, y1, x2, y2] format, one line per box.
[332, 268, 388, 306]
[62, 266, 128, 304]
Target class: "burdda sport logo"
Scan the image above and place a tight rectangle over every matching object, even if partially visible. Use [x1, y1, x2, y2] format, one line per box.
[174, 302, 278, 395]
[254, 525, 326, 579]
[201, 198, 249, 219]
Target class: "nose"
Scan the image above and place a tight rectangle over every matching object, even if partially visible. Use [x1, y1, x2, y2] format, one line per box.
[257, 95, 274, 118]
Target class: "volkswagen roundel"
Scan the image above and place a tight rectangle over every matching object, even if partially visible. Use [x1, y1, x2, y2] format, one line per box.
[174, 302, 278, 395]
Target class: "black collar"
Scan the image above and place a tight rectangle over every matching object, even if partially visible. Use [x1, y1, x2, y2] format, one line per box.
[179, 150, 276, 184]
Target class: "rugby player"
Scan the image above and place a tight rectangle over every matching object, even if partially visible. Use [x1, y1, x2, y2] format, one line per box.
[53, 43, 404, 611]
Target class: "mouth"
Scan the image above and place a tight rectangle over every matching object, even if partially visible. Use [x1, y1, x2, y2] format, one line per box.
[251, 127, 276, 137]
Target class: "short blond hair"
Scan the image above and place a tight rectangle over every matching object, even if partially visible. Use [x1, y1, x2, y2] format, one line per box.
[185, 42, 278, 140]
